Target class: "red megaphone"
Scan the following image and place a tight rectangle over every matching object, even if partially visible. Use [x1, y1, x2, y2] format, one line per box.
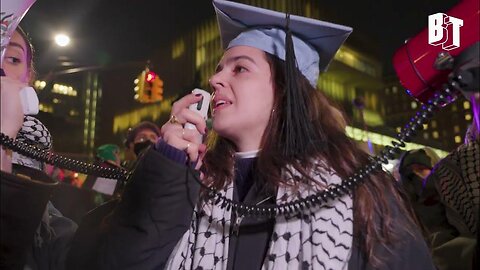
[393, 0, 479, 103]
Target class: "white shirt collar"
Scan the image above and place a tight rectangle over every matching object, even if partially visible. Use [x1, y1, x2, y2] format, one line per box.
[234, 149, 260, 159]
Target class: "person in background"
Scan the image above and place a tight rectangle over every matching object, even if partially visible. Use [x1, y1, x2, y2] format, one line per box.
[83, 144, 123, 204]
[11, 116, 78, 270]
[398, 148, 447, 235]
[398, 148, 441, 207]
[424, 91, 479, 270]
[96, 144, 122, 167]
[122, 121, 160, 168]
[94, 1, 435, 269]
[1, 26, 76, 270]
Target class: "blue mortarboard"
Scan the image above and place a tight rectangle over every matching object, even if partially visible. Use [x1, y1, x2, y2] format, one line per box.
[213, 0, 352, 86]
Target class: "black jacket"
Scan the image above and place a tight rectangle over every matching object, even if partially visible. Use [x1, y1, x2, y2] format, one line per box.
[73, 148, 435, 269]
[1, 165, 78, 270]
[1, 169, 56, 270]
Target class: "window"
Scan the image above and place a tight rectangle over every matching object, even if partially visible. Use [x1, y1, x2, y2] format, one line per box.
[432, 131, 439, 139]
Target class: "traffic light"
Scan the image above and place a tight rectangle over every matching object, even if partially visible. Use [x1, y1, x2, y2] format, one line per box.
[151, 76, 164, 101]
[133, 68, 164, 103]
[133, 70, 146, 102]
[145, 71, 156, 83]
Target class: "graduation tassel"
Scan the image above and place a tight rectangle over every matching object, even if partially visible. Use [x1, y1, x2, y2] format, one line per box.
[280, 14, 321, 159]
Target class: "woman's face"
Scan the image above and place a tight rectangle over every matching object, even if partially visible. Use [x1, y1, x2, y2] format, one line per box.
[2, 31, 30, 83]
[209, 46, 275, 151]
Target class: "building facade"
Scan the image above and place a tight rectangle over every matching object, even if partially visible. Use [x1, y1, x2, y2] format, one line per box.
[34, 0, 469, 160]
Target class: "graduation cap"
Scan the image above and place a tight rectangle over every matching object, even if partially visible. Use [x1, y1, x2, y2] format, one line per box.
[212, 0, 353, 158]
[213, 0, 352, 87]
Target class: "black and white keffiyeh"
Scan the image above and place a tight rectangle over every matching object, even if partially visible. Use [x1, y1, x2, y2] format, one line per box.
[12, 115, 52, 170]
[431, 139, 479, 235]
[167, 164, 353, 270]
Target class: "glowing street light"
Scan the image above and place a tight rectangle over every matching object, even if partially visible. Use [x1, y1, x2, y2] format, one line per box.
[54, 34, 71, 47]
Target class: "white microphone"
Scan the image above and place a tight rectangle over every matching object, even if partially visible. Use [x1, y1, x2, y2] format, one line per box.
[185, 88, 211, 141]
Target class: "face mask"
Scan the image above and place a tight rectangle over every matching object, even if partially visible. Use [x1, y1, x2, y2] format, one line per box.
[133, 141, 153, 156]
[402, 173, 425, 198]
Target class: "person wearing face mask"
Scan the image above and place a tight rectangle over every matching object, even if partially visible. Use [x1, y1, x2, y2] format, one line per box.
[398, 148, 440, 202]
[122, 121, 161, 167]
[91, 1, 435, 269]
[0, 26, 77, 270]
[398, 149, 447, 234]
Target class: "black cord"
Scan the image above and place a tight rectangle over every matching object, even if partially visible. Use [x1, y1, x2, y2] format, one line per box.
[0, 135, 130, 181]
[189, 86, 458, 218]
[0, 86, 458, 218]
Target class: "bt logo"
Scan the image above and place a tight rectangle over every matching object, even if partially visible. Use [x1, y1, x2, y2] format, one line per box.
[428, 13, 463, 50]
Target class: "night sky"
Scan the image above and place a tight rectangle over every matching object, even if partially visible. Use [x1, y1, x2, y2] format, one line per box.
[20, 0, 458, 76]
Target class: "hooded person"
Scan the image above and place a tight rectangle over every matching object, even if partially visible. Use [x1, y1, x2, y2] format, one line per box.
[92, 1, 434, 269]
[398, 148, 436, 197]
[397, 148, 450, 236]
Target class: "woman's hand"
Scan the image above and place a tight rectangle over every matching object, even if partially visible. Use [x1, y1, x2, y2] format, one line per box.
[1, 77, 26, 172]
[1, 77, 25, 138]
[161, 93, 207, 164]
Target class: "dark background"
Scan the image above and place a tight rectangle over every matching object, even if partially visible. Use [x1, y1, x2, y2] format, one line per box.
[21, 0, 458, 76]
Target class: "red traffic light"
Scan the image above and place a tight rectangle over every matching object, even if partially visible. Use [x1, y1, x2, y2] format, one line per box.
[145, 71, 157, 83]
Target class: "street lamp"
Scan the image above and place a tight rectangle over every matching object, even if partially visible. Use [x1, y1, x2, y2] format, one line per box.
[54, 34, 71, 47]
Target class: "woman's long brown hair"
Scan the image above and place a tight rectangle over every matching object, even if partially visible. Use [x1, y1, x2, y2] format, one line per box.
[202, 52, 419, 267]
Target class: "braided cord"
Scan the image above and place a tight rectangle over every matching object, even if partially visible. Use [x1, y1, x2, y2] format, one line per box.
[0, 88, 458, 217]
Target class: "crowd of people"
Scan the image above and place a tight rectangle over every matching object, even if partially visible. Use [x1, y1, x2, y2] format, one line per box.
[1, 0, 478, 269]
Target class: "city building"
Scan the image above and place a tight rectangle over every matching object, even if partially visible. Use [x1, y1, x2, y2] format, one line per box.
[33, 62, 173, 160]
[150, 0, 457, 156]
[34, 0, 468, 161]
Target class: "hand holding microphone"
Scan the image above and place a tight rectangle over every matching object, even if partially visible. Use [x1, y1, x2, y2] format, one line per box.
[1, 0, 38, 173]
[1, 0, 39, 117]
[162, 89, 211, 164]
[0, 77, 26, 138]
[1, 77, 25, 172]
[184, 88, 211, 136]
